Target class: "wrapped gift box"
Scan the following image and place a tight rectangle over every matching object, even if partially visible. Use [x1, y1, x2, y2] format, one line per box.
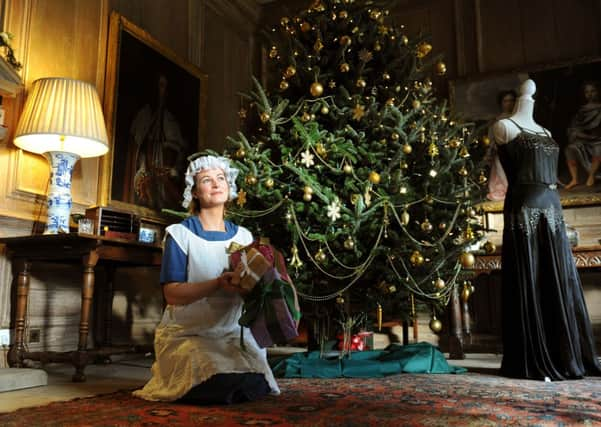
[232, 247, 272, 291]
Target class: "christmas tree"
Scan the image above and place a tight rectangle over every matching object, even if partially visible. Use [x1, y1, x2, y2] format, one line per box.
[223, 0, 489, 333]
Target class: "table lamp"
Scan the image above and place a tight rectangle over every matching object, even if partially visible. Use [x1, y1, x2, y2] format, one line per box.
[13, 77, 109, 234]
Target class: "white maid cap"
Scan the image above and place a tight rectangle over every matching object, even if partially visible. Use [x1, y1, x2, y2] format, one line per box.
[181, 155, 239, 208]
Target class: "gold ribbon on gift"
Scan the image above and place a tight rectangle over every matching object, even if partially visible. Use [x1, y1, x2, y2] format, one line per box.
[227, 241, 246, 254]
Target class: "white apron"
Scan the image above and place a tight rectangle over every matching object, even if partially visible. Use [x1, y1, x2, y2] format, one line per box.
[133, 223, 280, 401]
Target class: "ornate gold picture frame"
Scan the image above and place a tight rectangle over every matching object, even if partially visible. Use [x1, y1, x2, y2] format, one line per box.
[99, 12, 208, 219]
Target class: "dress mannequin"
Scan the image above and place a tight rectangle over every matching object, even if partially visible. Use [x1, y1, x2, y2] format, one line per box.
[492, 79, 549, 145]
[489, 79, 601, 381]
[487, 80, 551, 201]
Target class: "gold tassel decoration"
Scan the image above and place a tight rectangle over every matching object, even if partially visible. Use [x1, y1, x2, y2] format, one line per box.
[377, 303, 382, 332]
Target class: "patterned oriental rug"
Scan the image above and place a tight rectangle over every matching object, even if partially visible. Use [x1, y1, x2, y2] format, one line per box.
[1, 373, 600, 426]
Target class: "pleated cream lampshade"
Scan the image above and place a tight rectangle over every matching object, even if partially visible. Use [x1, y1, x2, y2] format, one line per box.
[14, 77, 108, 157]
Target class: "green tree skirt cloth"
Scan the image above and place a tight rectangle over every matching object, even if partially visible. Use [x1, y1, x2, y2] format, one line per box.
[271, 342, 467, 378]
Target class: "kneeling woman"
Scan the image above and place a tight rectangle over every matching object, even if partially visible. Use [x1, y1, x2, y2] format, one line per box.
[134, 155, 279, 404]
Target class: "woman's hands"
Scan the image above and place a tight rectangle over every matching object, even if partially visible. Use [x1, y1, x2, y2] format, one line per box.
[217, 269, 249, 296]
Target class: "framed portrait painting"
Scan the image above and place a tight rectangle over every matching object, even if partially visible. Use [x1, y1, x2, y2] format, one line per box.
[450, 57, 601, 211]
[100, 12, 208, 218]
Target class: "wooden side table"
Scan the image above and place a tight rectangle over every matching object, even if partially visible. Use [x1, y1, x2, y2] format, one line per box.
[0, 233, 162, 381]
[447, 245, 601, 359]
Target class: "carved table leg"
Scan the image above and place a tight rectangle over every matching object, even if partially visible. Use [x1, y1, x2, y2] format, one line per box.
[448, 286, 465, 359]
[72, 250, 99, 382]
[8, 259, 30, 367]
[103, 265, 115, 347]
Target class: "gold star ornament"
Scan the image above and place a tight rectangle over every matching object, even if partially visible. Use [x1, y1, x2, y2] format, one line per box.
[352, 104, 366, 121]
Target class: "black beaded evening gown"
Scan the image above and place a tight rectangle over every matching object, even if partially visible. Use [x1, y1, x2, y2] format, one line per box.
[498, 119, 601, 380]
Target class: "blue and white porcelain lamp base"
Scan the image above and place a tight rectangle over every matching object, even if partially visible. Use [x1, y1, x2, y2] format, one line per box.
[44, 151, 79, 234]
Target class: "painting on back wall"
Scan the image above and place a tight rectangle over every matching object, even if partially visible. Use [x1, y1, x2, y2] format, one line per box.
[101, 12, 208, 218]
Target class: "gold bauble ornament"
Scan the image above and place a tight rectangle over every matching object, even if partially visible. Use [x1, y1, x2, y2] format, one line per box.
[235, 148, 246, 159]
[412, 99, 421, 109]
[420, 218, 433, 233]
[435, 278, 445, 290]
[344, 237, 355, 250]
[303, 193, 313, 202]
[321, 105, 330, 114]
[402, 144, 413, 154]
[265, 178, 274, 189]
[483, 241, 496, 254]
[301, 112, 311, 122]
[401, 210, 410, 225]
[315, 248, 327, 263]
[391, 132, 400, 141]
[304, 185, 314, 195]
[339, 10, 348, 19]
[245, 175, 257, 185]
[435, 61, 447, 75]
[340, 35, 352, 46]
[382, 72, 391, 80]
[458, 166, 468, 176]
[284, 65, 297, 78]
[300, 21, 311, 32]
[461, 284, 471, 302]
[459, 252, 475, 268]
[336, 295, 345, 304]
[399, 186, 407, 195]
[340, 62, 350, 73]
[481, 135, 491, 146]
[400, 161, 408, 169]
[310, 82, 324, 97]
[429, 316, 442, 333]
[385, 98, 395, 106]
[343, 164, 353, 174]
[269, 47, 278, 58]
[280, 80, 289, 90]
[374, 41, 382, 51]
[260, 112, 271, 123]
[416, 42, 433, 58]
[368, 171, 381, 184]
[410, 250, 424, 266]
[356, 78, 366, 88]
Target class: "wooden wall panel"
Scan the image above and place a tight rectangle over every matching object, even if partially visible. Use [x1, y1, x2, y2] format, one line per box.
[110, 0, 189, 60]
[474, 0, 524, 73]
[553, 0, 601, 60]
[519, 0, 559, 66]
